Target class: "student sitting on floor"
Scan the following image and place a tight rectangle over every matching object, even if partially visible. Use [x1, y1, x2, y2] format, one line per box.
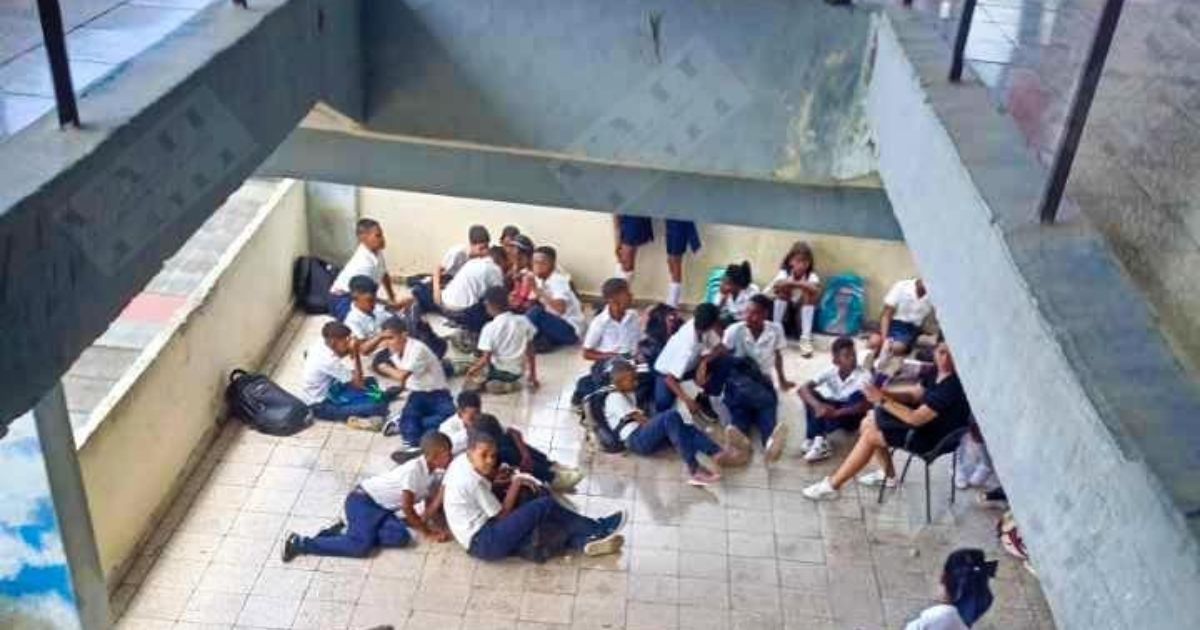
[499, 224, 522, 268]
[442, 430, 625, 561]
[471, 413, 584, 491]
[803, 340, 972, 501]
[507, 235, 537, 312]
[526, 245, 585, 351]
[796, 335, 872, 462]
[652, 302, 723, 414]
[438, 390, 483, 455]
[329, 218, 396, 321]
[282, 431, 454, 561]
[906, 549, 997, 629]
[712, 261, 759, 324]
[465, 286, 539, 394]
[868, 277, 934, 366]
[766, 241, 822, 357]
[440, 224, 491, 283]
[409, 245, 506, 334]
[606, 360, 730, 486]
[301, 321, 393, 430]
[582, 278, 641, 361]
[375, 318, 457, 449]
[343, 275, 393, 357]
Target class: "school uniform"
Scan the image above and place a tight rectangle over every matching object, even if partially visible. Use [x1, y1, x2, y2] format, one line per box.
[390, 338, 456, 445]
[443, 455, 608, 561]
[344, 302, 390, 341]
[767, 269, 820, 337]
[478, 311, 537, 382]
[904, 604, 969, 630]
[473, 418, 556, 484]
[302, 343, 388, 421]
[617, 216, 702, 256]
[652, 320, 721, 412]
[441, 244, 470, 279]
[295, 457, 438, 557]
[767, 269, 821, 305]
[803, 364, 870, 439]
[606, 390, 719, 473]
[723, 321, 785, 378]
[582, 306, 641, 356]
[713, 285, 760, 323]
[411, 257, 504, 332]
[525, 272, 584, 349]
[717, 321, 785, 443]
[329, 245, 387, 321]
[439, 414, 470, 455]
[883, 279, 934, 347]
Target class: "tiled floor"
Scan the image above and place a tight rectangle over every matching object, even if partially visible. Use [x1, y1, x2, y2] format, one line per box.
[111, 316, 1055, 630]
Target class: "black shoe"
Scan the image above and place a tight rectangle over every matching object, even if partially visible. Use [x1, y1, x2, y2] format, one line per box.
[315, 520, 345, 538]
[390, 448, 422, 466]
[382, 386, 403, 401]
[282, 533, 301, 563]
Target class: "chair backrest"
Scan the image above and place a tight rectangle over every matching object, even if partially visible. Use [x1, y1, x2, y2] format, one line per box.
[919, 425, 971, 461]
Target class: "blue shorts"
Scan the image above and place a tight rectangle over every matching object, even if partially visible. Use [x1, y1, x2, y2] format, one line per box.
[618, 216, 702, 256]
[886, 320, 921, 347]
[618, 216, 654, 247]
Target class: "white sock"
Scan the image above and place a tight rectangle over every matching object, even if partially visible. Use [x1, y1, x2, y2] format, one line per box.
[773, 299, 787, 324]
[666, 282, 682, 307]
[613, 263, 629, 280]
[800, 305, 815, 339]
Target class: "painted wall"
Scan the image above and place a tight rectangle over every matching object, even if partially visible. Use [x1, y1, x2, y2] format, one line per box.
[75, 180, 308, 582]
[358, 188, 917, 313]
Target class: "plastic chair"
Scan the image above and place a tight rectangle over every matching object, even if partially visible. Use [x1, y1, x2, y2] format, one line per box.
[876, 426, 971, 523]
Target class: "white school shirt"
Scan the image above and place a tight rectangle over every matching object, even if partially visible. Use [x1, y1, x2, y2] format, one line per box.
[391, 338, 448, 392]
[441, 244, 469, 277]
[713, 284, 760, 321]
[299, 343, 351, 404]
[331, 244, 386, 294]
[810, 365, 871, 402]
[582, 306, 641, 355]
[442, 454, 502, 548]
[439, 414, 469, 455]
[654, 320, 720, 379]
[904, 605, 968, 630]
[343, 303, 390, 340]
[767, 269, 820, 303]
[478, 312, 537, 375]
[722, 321, 786, 377]
[885, 278, 934, 326]
[359, 456, 439, 511]
[603, 390, 642, 441]
[536, 272, 585, 335]
[441, 258, 504, 310]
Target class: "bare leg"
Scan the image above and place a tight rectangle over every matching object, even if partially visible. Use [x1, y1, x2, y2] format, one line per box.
[829, 413, 887, 489]
[618, 244, 638, 275]
[667, 255, 683, 283]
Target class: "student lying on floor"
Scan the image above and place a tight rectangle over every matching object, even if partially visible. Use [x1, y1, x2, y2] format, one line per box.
[464, 286, 539, 394]
[328, 218, 397, 321]
[442, 429, 625, 561]
[301, 321, 394, 431]
[374, 318, 456, 449]
[281, 431, 454, 561]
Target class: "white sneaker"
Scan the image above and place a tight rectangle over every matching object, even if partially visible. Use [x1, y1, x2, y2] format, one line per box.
[583, 532, 624, 557]
[802, 477, 839, 501]
[798, 336, 815, 358]
[764, 422, 789, 464]
[968, 464, 993, 488]
[550, 466, 585, 491]
[803, 437, 832, 462]
[856, 469, 897, 488]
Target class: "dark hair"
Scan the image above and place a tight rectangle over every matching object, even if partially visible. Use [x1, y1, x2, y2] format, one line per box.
[513, 234, 535, 254]
[644, 303, 679, 343]
[380, 317, 408, 335]
[723, 261, 752, 290]
[356, 218, 380, 235]
[601, 277, 630, 301]
[420, 430, 452, 453]
[471, 413, 505, 442]
[501, 225, 521, 241]
[748, 293, 773, 314]
[831, 336, 855, 356]
[533, 245, 556, 263]
[483, 285, 509, 312]
[468, 224, 491, 245]
[693, 303, 720, 331]
[456, 390, 482, 410]
[348, 275, 378, 295]
[467, 427, 498, 450]
[780, 241, 815, 274]
[942, 549, 996, 626]
[488, 245, 508, 267]
[609, 358, 636, 376]
[321, 321, 351, 340]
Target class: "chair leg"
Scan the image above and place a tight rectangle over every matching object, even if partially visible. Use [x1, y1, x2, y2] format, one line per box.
[924, 462, 932, 524]
[899, 453, 915, 485]
[877, 448, 893, 504]
[951, 448, 959, 505]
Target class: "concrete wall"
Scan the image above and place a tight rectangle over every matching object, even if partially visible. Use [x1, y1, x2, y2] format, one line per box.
[76, 180, 307, 581]
[358, 188, 917, 311]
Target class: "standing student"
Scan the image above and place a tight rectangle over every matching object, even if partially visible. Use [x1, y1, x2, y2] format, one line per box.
[606, 361, 729, 486]
[329, 218, 396, 321]
[442, 431, 625, 561]
[343, 276, 392, 356]
[301, 321, 391, 430]
[652, 303, 723, 414]
[525, 245, 584, 351]
[410, 246, 506, 333]
[471, 413, 584, 491]
[465, 286, 539, 394]
[613, 215, 702, 307]
[766, 241, 822, 357]
[282, 431, 454, 561]
[439, 224, 491, 282]
[796, 336, 872, 462]
[869, 277, 934, 360]
[713, 261, 759, 324]
[581, 278, 641, 361]
[375, 318, 456, 448]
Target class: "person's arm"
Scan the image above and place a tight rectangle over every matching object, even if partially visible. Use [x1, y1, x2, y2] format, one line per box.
[526, 346, 539, 389]
[382, 273, 397, 303]
[663, 373, 700, 416]
[432, 265, 444, 306]
[374, 361, 412, 390]
[356, 334, 385, 356]
[583, 347, 618, 361]
[533, 281, 569, 315]
[349, 348, 365, 389]
[498, 476, 527, 517]
[400, 489, 448, 541]
[828, 396, 872, 419]
[508, 429, 534, 472]
[797, 382, 834, 417]
[863, 383, 938, 427]
[774, 350, 794, 390]
[794, 278, 821, 300]
[465, 351, 490, 378]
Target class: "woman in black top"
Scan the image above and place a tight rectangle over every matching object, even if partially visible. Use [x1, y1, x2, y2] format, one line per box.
[803, 342, 972, 501]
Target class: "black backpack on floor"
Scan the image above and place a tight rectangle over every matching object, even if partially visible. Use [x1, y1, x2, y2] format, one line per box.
[583, 387, 628, 454]
[292, 256, 340, 314]
[226, 369, 313, 436]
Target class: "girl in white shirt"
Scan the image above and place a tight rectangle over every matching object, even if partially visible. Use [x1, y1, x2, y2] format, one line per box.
[906, 548, 997, 629]
[712, 261, 759, 324]
[766, 241, 822, 357]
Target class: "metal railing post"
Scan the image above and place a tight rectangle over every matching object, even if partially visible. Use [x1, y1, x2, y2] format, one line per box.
[1038, 0, 1126, 224]
[34, 0, 80, 127]
[949, 0, 978, 82]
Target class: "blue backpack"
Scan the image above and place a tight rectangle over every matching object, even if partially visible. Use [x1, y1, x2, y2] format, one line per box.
[817, 273, 865, 335]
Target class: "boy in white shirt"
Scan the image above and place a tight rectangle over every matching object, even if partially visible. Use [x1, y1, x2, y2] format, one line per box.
[439, 224, 491, 282]
[465, 286, 539, 394]
[329, 218, 396, 321]
[525, 245, 584, 351]
[652, 303, 723, 414]
[375, 318, 457, 448]
[409, 247, 507, 334]
[343, 275, 393, 356]
[301, 321, 391, 430]
[438, 390, 482, 456]
[722, 295, 792, 389]
[282, 431, 453, 561]
[442, 428, 624, 561]
[796, 336, 872, 462]
[869, 277, 934, 360]
[712, 261, 759, 324]
[582, 278, 641, 362]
